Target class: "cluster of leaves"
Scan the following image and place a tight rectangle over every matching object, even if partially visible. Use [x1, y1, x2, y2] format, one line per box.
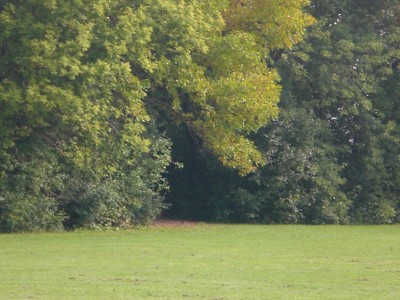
[223, 0, 315, 49]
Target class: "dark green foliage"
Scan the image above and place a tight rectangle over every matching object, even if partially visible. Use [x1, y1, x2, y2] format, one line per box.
[248, 109, 350, 224]
[62, 129, 171, 229]
[200, 109, 349, 225]
[0, 147, 65, 232]
[248, 0, 400, 224]
[0, 126, 171, 232]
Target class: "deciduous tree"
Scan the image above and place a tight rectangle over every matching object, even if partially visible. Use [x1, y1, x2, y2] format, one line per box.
[0, 0, 315, 230]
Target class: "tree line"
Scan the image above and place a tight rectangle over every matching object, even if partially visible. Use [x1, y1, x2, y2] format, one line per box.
[0, 0, 399, 232]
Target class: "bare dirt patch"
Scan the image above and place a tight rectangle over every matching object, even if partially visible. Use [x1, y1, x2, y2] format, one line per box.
[152, 219, 200, 228]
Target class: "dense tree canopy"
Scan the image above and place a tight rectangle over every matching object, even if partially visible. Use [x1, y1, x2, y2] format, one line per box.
[2, 0, 398, 231]
[270, 0, 400, 223]
[166, 0, 400, 224]
[0, 0, 314, 231]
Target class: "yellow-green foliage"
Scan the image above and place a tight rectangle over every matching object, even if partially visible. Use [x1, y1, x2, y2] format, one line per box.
[223, 0, 316, 49]
[134, 0, 313, 174]
[0, 0, 151, 174]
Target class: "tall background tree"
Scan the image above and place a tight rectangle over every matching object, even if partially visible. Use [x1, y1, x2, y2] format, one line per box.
[266, 0, 400, 223]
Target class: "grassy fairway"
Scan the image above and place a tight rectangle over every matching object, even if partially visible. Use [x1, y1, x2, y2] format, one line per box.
[1, 225, 399, 299]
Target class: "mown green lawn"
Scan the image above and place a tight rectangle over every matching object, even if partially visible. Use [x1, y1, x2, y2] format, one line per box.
[1, 225, 399, 299]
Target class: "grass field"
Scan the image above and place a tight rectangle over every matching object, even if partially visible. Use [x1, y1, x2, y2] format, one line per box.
[1, 224, 399, 299]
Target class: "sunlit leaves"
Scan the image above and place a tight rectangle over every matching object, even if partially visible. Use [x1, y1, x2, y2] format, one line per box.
[223, 0, 315, 49]
[0, 0, 155, 173]
[129, 0, 314, 174]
